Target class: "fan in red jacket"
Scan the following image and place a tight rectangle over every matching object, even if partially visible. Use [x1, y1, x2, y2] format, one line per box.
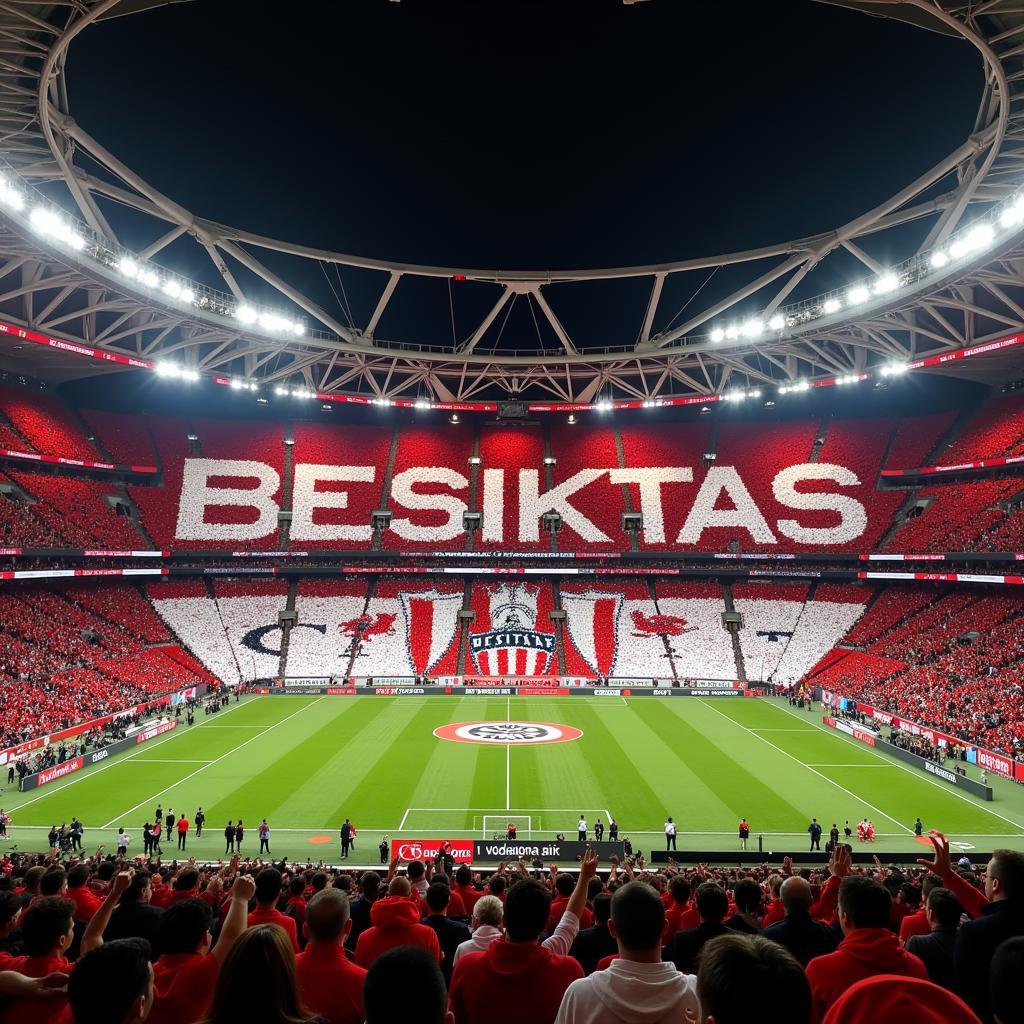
[449, 849, 598, 1024]
[247, 868, 299, 953]
[295, 888, 366, 1024]
[354, 877, 441, 968]
[806, 876, 928, 1024]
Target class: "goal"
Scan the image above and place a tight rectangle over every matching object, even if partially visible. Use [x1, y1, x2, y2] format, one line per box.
[477, 815, 536, 839]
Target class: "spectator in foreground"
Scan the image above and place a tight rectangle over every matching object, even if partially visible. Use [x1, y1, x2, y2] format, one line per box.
[725, 878, 763, 935]
[904, 887, 962, 989]
[198, 923, 320, 1024]
[294, 889, 365, 1024]
[760, 876, 838, 966]
[453, 894, 504, 967]
[148, 872, 255, 1024]
[820, 974, 981, 1024]
[248, 869, 299, 953]
[2, 896, 76, 1024]
[555, 881, 697, 1024]
[365, 945, 453, 1024]
[697, 933, 811, 1024]
[448, 849, 599, 1024]
[421, 882, 471, 984]
[954, 849, 1024, 1021]
[989, 936, 1024, 1024]
[355, 875, 441, 968]
[569, 891, 616, 975]
[805, 876, 927, 1024]
[66, 937, 154, 1024]
[103, 872, 162, 958]
[665, 881, 732, 974]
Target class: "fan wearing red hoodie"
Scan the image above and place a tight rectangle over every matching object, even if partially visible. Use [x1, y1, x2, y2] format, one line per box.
[805, 875, 928, 1024]
[247, 867, 299, 952]
[354, 875, 442, 968]
[295, 888, 366, 1024]
[448, 848, 597, 1024]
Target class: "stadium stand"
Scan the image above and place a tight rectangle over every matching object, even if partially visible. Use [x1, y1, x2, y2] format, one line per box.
[0, 584, 205, 746]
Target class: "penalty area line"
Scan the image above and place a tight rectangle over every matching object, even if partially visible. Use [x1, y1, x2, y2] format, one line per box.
[695, 698, 914, 835]
[767, 698, 1024, 833]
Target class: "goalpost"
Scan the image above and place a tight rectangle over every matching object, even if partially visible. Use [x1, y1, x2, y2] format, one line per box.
[478, 814, 536, 839]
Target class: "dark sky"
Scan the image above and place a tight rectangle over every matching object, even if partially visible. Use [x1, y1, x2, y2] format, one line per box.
[63, 0, 983, 350]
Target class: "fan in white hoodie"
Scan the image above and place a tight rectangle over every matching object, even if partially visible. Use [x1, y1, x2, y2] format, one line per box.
[555, 882, 698, 1024]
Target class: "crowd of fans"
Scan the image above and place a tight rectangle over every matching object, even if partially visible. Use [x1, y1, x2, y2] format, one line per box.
[0, 834, 1020, 1023]
[812, 585, 1024, 758]
[0, 586, 206, 749]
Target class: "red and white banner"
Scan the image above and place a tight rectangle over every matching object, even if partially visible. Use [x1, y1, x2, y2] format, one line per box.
[0, 447, 157, 475]
[0, 320, 153, 370]
[881, 454, 1024, 478]
[390, 838, 474, 864]
[37, 756, 84, 787]
[857, 571, 1024, 585]
[0, 568, 169, 582]
[135, 721, 176, 743]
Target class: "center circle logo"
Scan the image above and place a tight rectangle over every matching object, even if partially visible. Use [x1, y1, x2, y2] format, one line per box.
[434, 721, 583, 745]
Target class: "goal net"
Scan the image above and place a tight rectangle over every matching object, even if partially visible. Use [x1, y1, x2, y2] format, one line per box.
[477, 814, 535, 839]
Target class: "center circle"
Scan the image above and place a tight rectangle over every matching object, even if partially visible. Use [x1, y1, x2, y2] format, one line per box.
[434, 721, 583, 745]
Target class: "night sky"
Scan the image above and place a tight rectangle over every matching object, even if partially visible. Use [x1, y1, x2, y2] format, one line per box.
[62, 0, 983, 352]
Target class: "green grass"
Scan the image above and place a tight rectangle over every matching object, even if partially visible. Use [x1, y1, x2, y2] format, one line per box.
[3, 694, 1023, 861]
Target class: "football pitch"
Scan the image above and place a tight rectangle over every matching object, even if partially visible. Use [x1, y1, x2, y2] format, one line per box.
[3, 695, 1024, 861]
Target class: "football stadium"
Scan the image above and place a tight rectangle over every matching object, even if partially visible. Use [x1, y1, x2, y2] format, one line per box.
[0, 2, 1023, 1023]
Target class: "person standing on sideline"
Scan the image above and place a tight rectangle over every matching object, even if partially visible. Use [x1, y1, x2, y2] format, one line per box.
[594, 819, 604, 842]
[808, 818, 822, 851]
[258, 819, 271, 855]
[665, 817, 677, 851]
[340, 819, 353, 859]
[507, 821, 518, 841]
[577, 815, 587, 842]
[913, 817, 923, 837]
[176, 814, 189, 851]
[224, 820, 236, 854]
[739, 818, 750, 850]
[194, 807, 204, 838]
[609, 818, 618, 841]
[70, 816, 83, 851]
[116, 827, 130, 857]
[142, 822, 152, 857]
[154, 804, 162, 825]
[379, 837, 389, 865]
[830, 824, 840, 849]
[235, 820, 244, 851]
[151, 819, 162, 855]
[165, 809, 174, 836]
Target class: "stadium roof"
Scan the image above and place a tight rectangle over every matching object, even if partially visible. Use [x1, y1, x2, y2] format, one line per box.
[0, 1, 1022, 404]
